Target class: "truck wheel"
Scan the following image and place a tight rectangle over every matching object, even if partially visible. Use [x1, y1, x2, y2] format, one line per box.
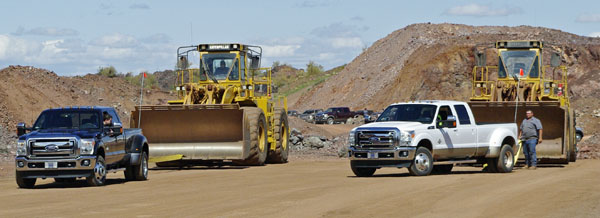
[87, 155, 106, 186]
[494, 144, 514, 173]
[267, 108, 289, 164]
[350, 161, 376, 177]
[16, 171, 36, 189]
[432, 164, 453, 174]
[133, 151, 149, 180]
[54, 178, 77, 183]
[408, 147, 433, 176]
[234, 107, 268, 166]
[125, 151, 149, 181]
[327, 117, 334, 125]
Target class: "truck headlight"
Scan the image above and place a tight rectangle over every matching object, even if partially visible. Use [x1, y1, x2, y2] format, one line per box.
[399, 131, 415, 146]
[80, 139, 95, 155]
[348, 130, 356, 147]
[16, 140, 27, 156]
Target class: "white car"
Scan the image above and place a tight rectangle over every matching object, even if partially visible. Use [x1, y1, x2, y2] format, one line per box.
[348, 100, 518, 177]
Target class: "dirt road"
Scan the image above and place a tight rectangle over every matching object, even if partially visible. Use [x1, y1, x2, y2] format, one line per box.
[0, 159, 599, 217]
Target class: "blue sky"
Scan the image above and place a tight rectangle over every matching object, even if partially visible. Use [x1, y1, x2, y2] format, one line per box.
[1, 0, 599, 76]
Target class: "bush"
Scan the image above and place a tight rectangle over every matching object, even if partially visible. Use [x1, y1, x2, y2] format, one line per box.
[306, 61, 323, 76]
[97, 66, 118, 78]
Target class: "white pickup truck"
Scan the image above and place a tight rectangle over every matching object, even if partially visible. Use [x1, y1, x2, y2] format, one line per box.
[348, 100, 518, 177]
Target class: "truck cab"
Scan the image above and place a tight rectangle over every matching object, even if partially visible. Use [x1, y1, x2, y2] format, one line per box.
[15, 106, 149, 188]
[348, 100, 518, 177]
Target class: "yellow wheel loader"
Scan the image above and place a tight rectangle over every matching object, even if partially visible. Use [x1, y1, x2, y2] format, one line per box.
[131, 44, 289, 166]
[469, 40, 576, 164]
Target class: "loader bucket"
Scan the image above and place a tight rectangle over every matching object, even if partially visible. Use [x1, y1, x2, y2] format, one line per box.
[131, 104, 247, 161]
[468, 101, 574, 164]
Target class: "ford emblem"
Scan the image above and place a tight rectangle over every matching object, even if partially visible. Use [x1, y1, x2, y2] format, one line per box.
[45, 144, 59, 151]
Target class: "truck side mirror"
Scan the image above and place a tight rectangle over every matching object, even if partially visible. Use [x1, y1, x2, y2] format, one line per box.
[551, 52, 561, 67]
[436, 115, 457, 128]
[16, 122, 28, 137]
[250, 56, 260, 69]
[475, 51, 486, 67]
[105, 122, 123, 136]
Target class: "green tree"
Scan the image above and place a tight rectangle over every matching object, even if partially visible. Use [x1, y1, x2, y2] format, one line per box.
[306, 61, 323, 76]
[97, 66, 118, 78]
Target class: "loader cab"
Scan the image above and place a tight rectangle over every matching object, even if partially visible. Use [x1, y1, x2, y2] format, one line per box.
[496, 41, 541, 79]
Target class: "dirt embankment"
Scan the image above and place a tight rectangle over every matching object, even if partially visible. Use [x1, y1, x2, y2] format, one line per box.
[293, 23, 600, 157]
[0, 65, 176, 158]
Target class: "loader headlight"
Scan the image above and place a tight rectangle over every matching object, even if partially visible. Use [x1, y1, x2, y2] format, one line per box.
[348, 129, 356, 147]
[79, 139, 95, 155]
[399, 130, 414, 146]
[16, 140, 27, 156]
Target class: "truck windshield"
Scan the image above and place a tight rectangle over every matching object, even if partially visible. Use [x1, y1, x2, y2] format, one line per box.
[376, 104, 437, 124]
[32, 111, 101, 130]
[200, 53, 239, 81]
[499, 50, 537, 78]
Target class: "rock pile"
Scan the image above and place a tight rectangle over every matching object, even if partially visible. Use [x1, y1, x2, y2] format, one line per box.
[289, 128, 349, 158]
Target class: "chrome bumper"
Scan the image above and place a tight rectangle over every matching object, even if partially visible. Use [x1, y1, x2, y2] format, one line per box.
[15, 156, 97, 172]
[348, 146, 416, 161]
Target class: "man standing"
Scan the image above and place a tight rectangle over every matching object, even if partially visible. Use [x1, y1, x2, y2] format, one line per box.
[519, 110, 543, 169]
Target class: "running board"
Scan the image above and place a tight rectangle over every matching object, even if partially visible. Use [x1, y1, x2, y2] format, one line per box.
[434, 159, 477, 165]
[108, 168, 127, 173]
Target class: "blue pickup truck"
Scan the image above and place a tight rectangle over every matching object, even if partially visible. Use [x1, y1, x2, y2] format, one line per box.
[14, 106, 149, 188]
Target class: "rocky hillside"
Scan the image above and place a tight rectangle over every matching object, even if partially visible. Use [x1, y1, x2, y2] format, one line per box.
[293, 23, 600, 156]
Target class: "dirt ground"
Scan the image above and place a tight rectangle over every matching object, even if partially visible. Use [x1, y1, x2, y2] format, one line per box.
[0, 158, 598, 217]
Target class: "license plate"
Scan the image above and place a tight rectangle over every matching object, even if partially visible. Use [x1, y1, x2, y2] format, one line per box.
[368, 152, 378, 159]
[45, 162, 58, 169]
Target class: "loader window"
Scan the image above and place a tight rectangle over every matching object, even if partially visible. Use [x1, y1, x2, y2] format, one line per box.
[201, 53, 236, 80]
[499, 50, 537, 78]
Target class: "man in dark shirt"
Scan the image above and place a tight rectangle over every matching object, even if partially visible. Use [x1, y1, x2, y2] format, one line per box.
[519, 110, 543, 169]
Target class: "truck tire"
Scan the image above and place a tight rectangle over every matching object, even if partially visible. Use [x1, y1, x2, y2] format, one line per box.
[267, 108, 289, 163]
[327, 117, 334, 125]
[234, 107, 268, 166]
[350, 160, 376, 177]
[432, 164, 453, 174]
[125, 151, 149, 181]
[408, 147, 433, 176]
[493, 144, 514, 173]
[16, 171, 36, 189]
[87, 155, 106, 186]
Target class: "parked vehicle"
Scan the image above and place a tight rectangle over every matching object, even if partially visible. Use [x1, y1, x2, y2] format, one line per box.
[299, 109, 323, 123]
[315, 107, 356, 124]
[348, 100, 518, 177]
[576, 127, 583, 143]
[287, 110, 299, 117]
[15, 106, 149, 188]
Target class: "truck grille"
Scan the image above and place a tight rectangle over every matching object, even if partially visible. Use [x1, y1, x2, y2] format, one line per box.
[356, 130, 397, 148]
[29, 138, 77, 158]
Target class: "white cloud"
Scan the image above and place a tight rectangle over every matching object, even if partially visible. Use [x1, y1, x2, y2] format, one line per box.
[577, 14, 600, 23]
[262, 45, 301, 57]
[130, 3, 150, 10]
[331, 37, 363, 49]
[589, 32, 600, 37]
[14, 26, 78, 36]
[92, 33, 139, 48]
[445, 4, 521, 16]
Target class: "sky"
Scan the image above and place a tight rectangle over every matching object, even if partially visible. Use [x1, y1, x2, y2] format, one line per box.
[1, 0, 599, 76]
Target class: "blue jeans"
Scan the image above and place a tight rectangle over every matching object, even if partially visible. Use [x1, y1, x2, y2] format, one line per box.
[523, 139, 538, 167]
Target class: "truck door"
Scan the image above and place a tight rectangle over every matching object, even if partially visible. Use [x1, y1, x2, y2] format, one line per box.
[105, 109, 126, 163]
[435, 105, 470, 159]
[452, 104, 477, 158]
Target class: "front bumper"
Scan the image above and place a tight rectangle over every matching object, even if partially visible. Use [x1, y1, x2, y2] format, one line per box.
[348, 146, 416, 167]
[314, 116, 328, 123]
[15, 156, 97, 178]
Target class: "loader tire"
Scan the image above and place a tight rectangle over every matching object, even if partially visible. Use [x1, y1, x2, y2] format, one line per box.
[267, 108, 289, 163]
[235, 107, 268, 166]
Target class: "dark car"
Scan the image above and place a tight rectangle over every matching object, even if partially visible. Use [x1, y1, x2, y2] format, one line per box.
[14, 106, 149, 188]
[299, 109, 323, 123]
[315, 107, 356, 124]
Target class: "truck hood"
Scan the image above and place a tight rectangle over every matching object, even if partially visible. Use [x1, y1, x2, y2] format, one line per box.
[23, 130, 99, 140]
[357, 121, 426, 130]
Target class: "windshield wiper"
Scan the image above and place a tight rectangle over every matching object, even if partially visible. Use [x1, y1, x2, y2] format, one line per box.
[202, 61, 219, 84]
